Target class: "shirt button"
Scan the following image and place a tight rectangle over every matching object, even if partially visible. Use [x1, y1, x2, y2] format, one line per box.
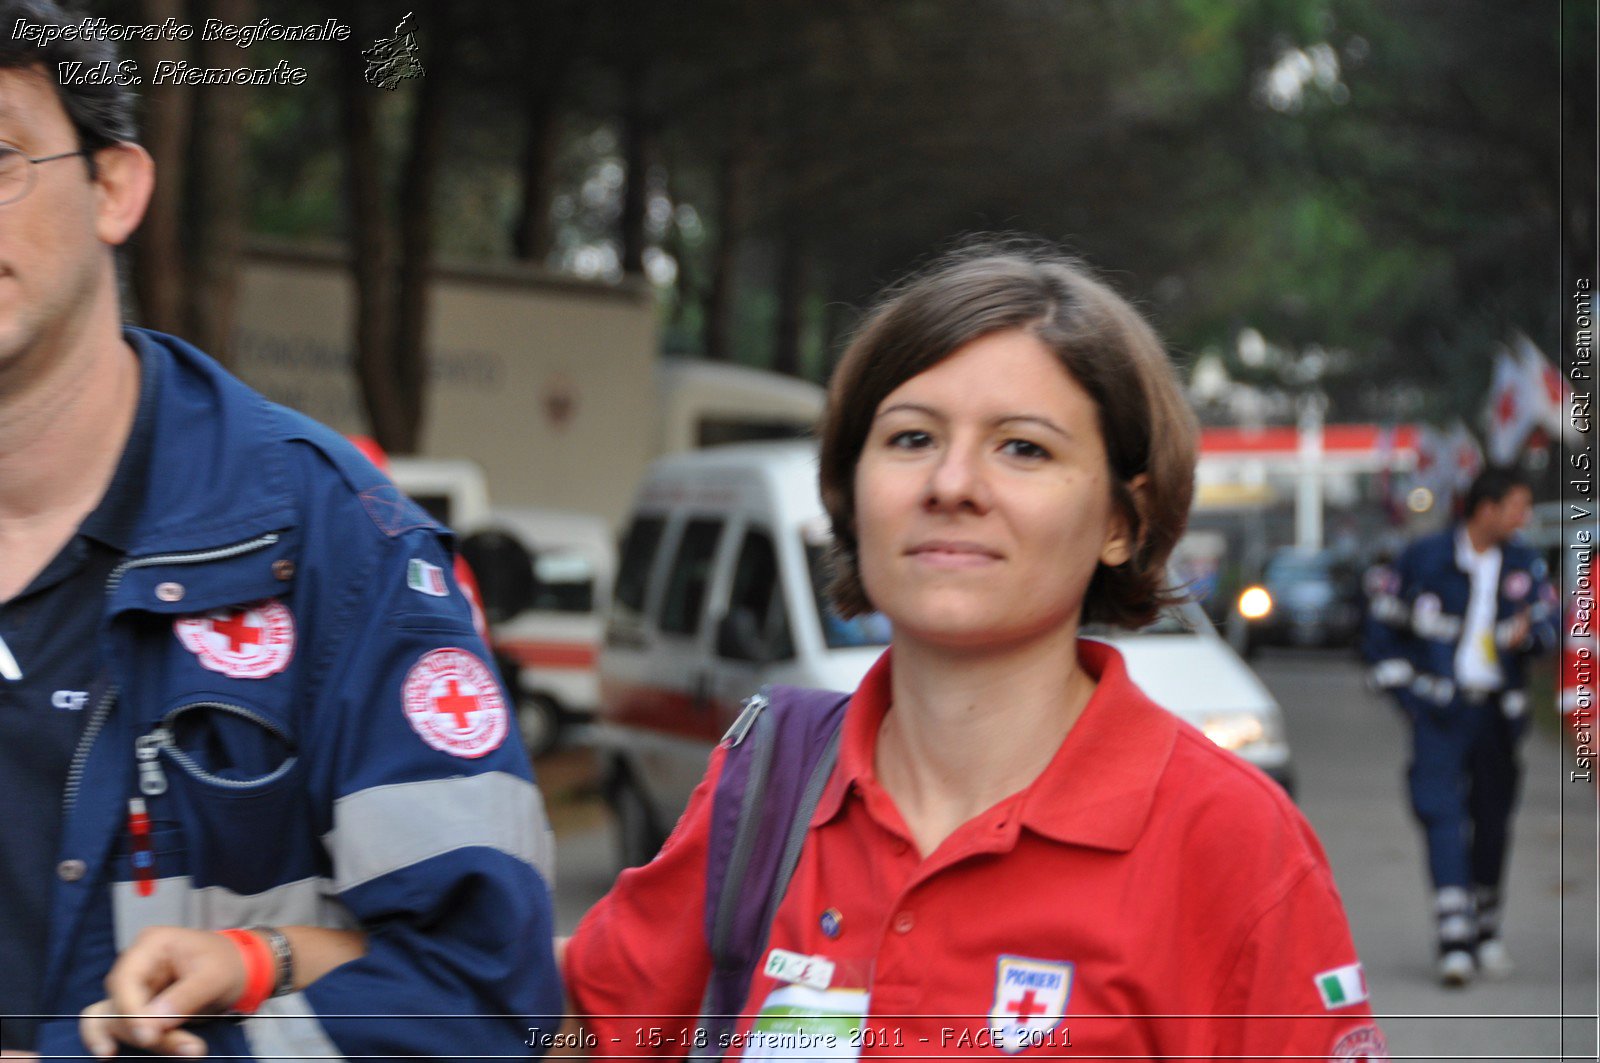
[272, 559, 296, 581]
[893, 840, 910, 856]
[892, 911, 914, 934]
[155, 582, 185, 602]
[57, 859, 88, 882]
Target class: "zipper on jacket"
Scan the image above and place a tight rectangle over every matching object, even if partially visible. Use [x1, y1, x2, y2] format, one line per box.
[145, 701, 298, 790]
[62, 686, 118, 814]
[134, 727, 171, 796]
[105, 532, 282, 596]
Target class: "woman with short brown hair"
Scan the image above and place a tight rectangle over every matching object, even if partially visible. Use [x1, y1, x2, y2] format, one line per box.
[563, 240, 1383, 1058]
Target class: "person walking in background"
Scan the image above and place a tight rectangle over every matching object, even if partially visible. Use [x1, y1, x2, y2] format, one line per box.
[0, 2, 560, 1057]
[1363, 467, 1558, 986]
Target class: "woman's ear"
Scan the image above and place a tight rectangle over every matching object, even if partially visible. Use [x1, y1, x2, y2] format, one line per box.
[1100, 474, 1149, 567]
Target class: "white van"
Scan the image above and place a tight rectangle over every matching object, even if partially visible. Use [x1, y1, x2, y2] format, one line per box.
[594, 442, 1293, 867]
[386, 457, 614, 755]
[485, 507, 615, 754]
[593, 442, 887, 863]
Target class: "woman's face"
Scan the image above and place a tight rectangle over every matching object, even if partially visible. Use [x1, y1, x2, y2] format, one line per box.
[852, 328, 1133, 653]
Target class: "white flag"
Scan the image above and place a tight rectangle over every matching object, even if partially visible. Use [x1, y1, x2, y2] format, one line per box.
[1485, 348, 1538, 464]
[1445, 421, 1483, 492]
[1510, 331, 1579, 441]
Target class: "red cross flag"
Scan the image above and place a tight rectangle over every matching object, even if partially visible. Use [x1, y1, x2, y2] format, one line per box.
[174, 600, 296, 679]
[1511, 331, 1580, 442]
[401, 648, 509, 758]
[1485, 348, 1538, 465]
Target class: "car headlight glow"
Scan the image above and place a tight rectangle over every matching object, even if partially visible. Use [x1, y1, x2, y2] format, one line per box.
[1201, 712, 1267, 752]
[1238, 586, 1273, 620]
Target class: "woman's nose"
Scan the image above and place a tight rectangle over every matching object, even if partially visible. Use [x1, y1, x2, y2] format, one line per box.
[923, 444, 991, 513]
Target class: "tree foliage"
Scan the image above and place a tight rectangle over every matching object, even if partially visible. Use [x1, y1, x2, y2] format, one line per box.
[98, 0, 1589, 430]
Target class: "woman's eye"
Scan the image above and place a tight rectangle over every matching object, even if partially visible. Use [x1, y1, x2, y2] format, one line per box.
[887, 429, 934, 449]
[1001, 438, 1050, 460]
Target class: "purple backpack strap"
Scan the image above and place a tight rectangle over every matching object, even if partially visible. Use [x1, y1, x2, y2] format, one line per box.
[694, 685, 851, 1058]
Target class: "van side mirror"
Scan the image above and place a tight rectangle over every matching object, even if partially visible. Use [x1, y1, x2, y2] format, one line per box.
[716, 608, 770, 663]
[459, 529, 538, 625]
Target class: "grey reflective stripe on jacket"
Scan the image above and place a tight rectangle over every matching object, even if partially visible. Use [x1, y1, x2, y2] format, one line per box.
[325, 771, 555, 892]
[245, 993, 346, 1063]
[112, 875, 359, 952]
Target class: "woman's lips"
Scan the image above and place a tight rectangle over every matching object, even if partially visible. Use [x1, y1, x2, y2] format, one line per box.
[907, 541, 1003, 568]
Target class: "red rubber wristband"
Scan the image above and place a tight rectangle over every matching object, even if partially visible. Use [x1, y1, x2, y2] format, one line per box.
[218, 928, 275, 1014]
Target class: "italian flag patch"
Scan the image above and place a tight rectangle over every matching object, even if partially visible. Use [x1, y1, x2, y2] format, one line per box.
[1314, 963, 1368, 1010]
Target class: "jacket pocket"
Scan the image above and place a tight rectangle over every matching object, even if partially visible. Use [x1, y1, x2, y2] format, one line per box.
[144, 698, 299, 797]
[135, 698, 320, 901]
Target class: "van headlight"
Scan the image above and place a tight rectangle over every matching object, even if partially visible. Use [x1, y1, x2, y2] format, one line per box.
[1238, 586, 1273, 620]
[1201, 712, 1269, 752]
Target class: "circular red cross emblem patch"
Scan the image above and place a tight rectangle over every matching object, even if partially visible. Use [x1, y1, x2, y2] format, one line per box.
[1330, 1024, 1389, 1061]
[174, 600, 296, 679]
[401, 648, 508, 759]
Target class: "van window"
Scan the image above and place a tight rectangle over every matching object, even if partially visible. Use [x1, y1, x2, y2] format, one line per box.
[409, 493, 455, 529]
[659, 519, 724, 636]
[804, 543, 892, 648]
[614, 516, 666, 614]
[719, 528, 794, 661]
[532, 552, 595, 613]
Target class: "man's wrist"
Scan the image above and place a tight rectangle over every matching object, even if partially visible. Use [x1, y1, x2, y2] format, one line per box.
[249, 926, 296, 997]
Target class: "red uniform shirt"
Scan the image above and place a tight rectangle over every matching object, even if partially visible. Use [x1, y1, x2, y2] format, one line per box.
[567, 640, 1386, 1060]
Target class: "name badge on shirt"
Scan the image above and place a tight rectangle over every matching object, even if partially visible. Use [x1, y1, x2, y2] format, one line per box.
[764, 948, 836, 991]
[745, 984, 868, 1061]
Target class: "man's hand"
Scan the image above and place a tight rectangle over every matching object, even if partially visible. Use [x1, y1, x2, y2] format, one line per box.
[79, 927, 242, 1058]
[1505, 610, 1532, 651]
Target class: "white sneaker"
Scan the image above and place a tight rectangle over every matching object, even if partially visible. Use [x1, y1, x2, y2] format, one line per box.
[1438, 949, 1475, 987]
[1476, 938, 1514, 979]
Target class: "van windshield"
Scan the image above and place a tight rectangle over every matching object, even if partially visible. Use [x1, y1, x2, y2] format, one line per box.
[804, 543, 892, 649]
[531, 551, 594, 613]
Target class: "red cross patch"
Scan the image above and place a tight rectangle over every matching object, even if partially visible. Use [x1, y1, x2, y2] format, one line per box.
[174, 600, 296, 679]
[1330, 1024, 1389, 1060]
[401, 648, 508, 759]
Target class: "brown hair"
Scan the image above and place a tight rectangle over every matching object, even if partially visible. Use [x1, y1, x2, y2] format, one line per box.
[817, 239, 1198, 630]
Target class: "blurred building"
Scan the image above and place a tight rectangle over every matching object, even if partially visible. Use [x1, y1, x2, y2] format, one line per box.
[229, 241, 822, 527]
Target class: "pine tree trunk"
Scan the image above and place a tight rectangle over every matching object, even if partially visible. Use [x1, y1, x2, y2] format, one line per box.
[617, 60, 652, 277]
[392, 0, 454, 454]
[185, 0, 252, 366]
[339, 2, 401, 450]
[772, 229, 807, 378]
[128, 0, 190, 334]
[703, 138, 747, 361]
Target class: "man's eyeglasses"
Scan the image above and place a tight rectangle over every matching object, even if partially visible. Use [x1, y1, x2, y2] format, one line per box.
[0, 146, 88, 206]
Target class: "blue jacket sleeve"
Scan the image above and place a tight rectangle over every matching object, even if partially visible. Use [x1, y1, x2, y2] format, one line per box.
[1360, 551, 1416, 694]
[1503, 551, 1560, 659]
[283, 527, 561, 1061]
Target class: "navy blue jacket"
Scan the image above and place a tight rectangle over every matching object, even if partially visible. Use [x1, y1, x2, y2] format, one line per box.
[1362, 525, 1558, 715]
[37, 330, 561, 1060]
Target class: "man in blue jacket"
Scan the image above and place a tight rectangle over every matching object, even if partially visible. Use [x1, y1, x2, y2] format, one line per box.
[0, 3, 561, 1057]
[1363, 466, 1558, 987]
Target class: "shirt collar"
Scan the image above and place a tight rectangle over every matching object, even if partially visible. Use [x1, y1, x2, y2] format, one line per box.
[78, 331, 160, 552]
[815, 638, 1178, 852]
[1454, 524, 1500, 571]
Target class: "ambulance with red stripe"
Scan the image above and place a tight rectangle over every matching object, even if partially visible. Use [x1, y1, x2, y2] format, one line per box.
[594, 442, 888, 865]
